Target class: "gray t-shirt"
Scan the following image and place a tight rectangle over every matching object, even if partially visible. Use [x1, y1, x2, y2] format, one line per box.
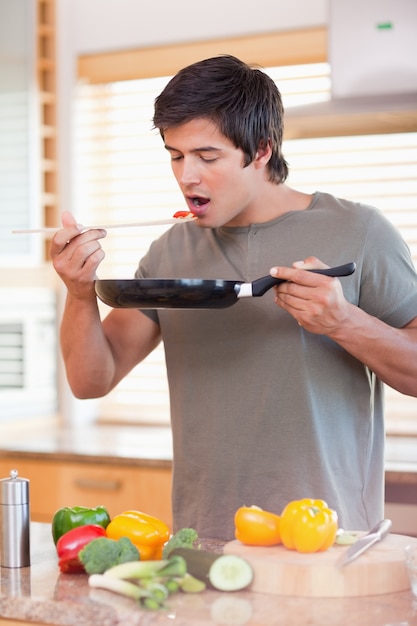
[136, 192, 417, 539]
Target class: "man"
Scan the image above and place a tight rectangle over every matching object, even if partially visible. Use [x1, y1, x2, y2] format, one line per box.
[51, 55, 417, 540]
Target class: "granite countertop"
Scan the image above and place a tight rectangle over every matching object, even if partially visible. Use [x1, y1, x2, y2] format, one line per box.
[0, 418, 416, 477]
[0, 419, 173, 468]
[0, 523, 416, 626]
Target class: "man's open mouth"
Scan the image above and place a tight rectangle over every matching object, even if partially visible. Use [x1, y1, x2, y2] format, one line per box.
[188, 195, 210, 215]
[191, 196, 209, 208]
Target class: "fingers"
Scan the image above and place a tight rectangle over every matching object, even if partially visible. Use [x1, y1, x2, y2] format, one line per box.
[51, 212, 87, 252]
[270, 256, 330, 281]
[270, 267, 323, 287]
[58, 235, 105, 273]
[270, 258, 344, 331]
[51, 210, 106, 254]
[50, 213, 107, 294]
[61, 210, 81, 228]
[292, 256, 329, 271]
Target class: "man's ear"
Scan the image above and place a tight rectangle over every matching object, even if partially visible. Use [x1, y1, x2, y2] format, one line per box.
[254, 139, 272, 168]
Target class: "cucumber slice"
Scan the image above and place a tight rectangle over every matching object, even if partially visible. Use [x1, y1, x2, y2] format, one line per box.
[169, 548, 253, 591]
[335, 531, 358, 546]
[208, 554, 253, 591]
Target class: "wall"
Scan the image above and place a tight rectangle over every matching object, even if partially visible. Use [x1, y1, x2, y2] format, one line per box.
[66, 0, 327, 54]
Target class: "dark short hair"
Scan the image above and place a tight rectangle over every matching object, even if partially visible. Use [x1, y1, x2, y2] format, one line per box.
[153, 55, 289, 184]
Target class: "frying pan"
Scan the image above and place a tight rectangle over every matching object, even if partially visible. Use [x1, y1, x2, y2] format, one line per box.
[95, 262, 355, 310]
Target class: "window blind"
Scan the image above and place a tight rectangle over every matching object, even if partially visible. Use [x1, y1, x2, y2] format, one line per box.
[74, 63, 417, 432]
[0, 323, 24, 388]
[283, 131, 417, 435]
[0, 0, 42, 266]
[0, 287, 57, 420]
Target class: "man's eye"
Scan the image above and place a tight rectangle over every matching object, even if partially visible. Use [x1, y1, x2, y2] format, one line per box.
[201, 156, 217, 162]
[170, 155, 183, 162]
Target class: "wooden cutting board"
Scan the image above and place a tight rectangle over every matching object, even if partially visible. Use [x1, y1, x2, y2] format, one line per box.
[224, 532, 416, 597]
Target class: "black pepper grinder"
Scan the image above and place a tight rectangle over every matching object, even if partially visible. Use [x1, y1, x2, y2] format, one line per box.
[0, 469, 30, 568]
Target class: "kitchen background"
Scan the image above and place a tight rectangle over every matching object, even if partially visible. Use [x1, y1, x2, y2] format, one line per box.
[0, 0, 416, 534]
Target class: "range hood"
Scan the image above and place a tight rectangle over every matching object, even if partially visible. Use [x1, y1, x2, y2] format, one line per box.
[329, 0, 417, 99]
[285, 0, 417, 137]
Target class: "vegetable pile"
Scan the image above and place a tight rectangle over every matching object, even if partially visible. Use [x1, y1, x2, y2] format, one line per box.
[51, 496, 341, 611]
[52, 507, 171, 574]
[234, 498, 339, 553]
[51, 505, 253, 611]
[89, 550, 253, 610]
[90, 554, 203, 610]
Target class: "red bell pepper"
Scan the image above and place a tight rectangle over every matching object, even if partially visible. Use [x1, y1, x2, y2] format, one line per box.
[56, 524, 106, 573]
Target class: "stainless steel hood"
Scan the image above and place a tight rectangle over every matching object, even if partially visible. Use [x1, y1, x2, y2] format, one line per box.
[328, 0, 417, 100]
[284, 92, 417, 139]
[284, 0, 417, 139]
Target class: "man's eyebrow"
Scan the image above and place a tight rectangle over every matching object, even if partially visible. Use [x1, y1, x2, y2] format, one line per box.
[164, 144, 221, 153]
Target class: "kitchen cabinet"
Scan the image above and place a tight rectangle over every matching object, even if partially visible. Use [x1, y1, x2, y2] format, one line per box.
[0, 621, 39, 626]
[0, 457, 172, 528]
[385, 471, 417, 537]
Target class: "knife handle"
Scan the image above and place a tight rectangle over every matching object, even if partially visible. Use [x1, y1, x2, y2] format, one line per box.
[371, 518, 392, 539]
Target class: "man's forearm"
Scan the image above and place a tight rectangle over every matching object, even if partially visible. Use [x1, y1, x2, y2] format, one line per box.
[330, 304, 417, 397]
[60, 293, 116, 399]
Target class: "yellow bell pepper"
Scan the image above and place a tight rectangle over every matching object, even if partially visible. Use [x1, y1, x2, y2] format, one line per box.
[279, 498, 338, 553]
[106, 510, 170, 560]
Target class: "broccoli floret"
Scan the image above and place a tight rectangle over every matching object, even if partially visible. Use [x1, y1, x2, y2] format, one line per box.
[79, 536, 139, 575]
[162, 528, 199, 559]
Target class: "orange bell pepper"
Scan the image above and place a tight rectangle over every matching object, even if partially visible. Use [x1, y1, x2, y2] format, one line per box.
[234, 505, 281, 546]
[279, 498, 338, 553]
[106, 510, 170, 560]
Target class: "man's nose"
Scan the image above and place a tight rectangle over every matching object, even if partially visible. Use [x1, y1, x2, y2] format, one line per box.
[179, 158, 201, 185]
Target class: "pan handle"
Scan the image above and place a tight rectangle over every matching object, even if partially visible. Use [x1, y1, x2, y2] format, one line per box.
[251, 262, 356, 297]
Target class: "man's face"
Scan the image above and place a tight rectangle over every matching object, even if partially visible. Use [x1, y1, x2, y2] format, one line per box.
[163, 118, 264, 228]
